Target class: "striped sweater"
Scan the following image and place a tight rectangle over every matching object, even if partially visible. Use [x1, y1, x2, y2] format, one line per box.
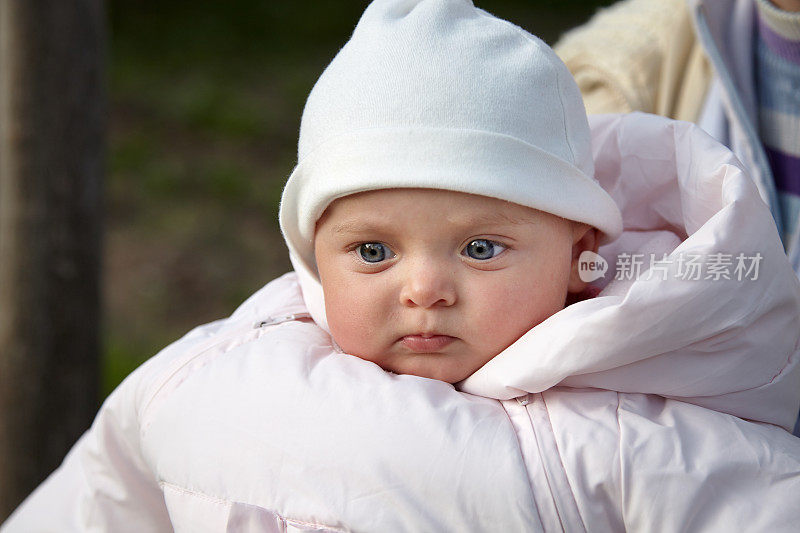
[756, 0, 800, 248]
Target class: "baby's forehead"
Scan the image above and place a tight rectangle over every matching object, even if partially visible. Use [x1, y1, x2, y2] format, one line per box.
[317, 188, 564, 233]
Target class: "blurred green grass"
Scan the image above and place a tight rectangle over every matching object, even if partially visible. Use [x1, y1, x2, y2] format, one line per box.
[103, 0, 614, 397]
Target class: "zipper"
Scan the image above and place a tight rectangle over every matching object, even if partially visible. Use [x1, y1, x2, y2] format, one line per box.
[254, 312, 311, 329]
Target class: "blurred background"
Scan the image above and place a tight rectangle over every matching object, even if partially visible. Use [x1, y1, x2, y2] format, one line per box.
[105, 0, 614, 396]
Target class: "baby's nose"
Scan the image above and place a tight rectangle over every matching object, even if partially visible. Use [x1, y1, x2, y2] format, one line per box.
[399, 262, 457, 308]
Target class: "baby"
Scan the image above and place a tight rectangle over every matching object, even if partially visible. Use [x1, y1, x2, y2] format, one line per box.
[278, 0, 622, 385]
[5, 0, 800, 531]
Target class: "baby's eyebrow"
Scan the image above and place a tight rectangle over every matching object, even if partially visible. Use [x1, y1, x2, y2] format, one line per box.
[330, 221, 385, 235]
[464, 211, 538, 227]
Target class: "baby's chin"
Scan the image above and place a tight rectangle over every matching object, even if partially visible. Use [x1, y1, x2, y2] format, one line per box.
[346, 348, 497, 384]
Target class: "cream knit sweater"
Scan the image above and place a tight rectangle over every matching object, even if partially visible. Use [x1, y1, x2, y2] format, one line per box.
[555, 0, 712, 121]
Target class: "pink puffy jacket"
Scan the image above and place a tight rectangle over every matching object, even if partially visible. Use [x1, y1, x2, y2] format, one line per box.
[4, 114, 800, 532]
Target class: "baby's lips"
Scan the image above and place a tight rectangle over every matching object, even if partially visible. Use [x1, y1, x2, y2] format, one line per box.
[400, 334, 456, 353]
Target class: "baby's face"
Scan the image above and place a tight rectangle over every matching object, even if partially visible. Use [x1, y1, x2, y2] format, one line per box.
[314, 188, 592, 383]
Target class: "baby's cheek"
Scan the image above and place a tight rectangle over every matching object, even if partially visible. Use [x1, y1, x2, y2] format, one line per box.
[481, 279, 564, 333]
[325, 290, 356, 342]
[326, 289, 383, 358]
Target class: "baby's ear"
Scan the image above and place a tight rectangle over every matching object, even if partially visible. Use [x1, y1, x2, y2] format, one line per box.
[567, 223, 598, 294]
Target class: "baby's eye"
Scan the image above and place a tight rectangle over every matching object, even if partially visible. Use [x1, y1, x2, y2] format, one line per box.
[357, 243, 395, 263]
[462, 239, 506, 260]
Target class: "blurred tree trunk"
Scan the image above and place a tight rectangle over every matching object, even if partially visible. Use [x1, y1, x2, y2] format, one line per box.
[0, 0, 105, 519]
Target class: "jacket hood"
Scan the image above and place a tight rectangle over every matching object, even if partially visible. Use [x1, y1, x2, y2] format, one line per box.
[292, 113, 800, 430]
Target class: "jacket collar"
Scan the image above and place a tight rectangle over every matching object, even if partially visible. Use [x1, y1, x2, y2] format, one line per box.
[689, 0, 782, 234]
[690, 0, 758, 120]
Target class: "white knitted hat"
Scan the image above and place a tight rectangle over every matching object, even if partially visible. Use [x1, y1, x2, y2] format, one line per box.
[279, 0, 623, 278]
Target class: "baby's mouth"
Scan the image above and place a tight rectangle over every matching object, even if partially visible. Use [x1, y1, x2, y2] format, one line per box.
[399, 334, 456, 353]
